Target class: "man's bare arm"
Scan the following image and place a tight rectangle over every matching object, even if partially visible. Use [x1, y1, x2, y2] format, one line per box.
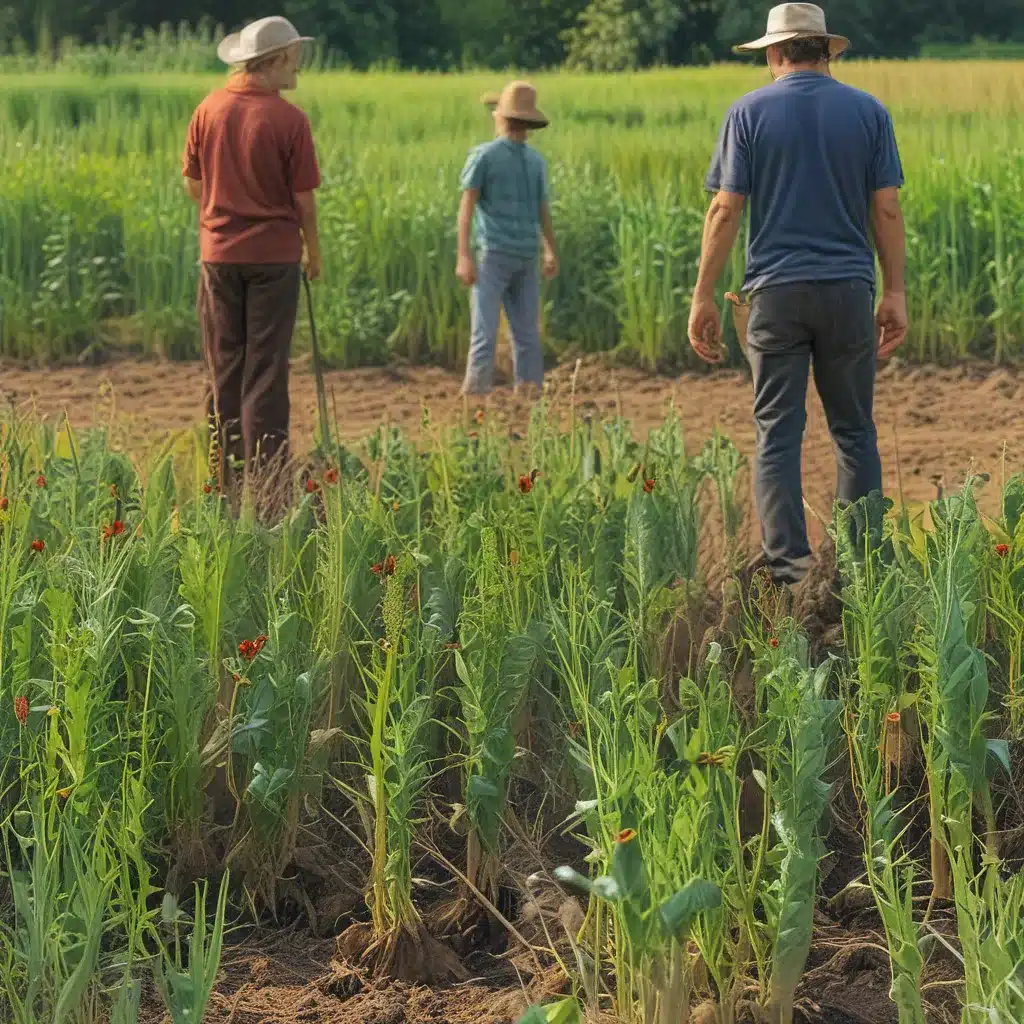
[694, 190, 745, 300]
[870, 186, 905, 295]
[456, 190, 479, 286]
[295, 190, 321, 280]
[870, 186, 908, 357]
[458, 190, 478, 263]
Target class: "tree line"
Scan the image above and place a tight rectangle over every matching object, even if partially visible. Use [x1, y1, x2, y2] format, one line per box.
[4, 0, 1023, 70]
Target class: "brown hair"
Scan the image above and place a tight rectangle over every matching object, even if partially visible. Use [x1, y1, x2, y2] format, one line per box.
[776, 36, 830, 64]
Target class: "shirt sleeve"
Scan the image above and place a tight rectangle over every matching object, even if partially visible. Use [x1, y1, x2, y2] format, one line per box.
[182, 109, 202, 180]
[870, 109, 904, 191]
[705, 106, 751, 196]
[460, 146, 487, 193]
[289, 113, 321, 193]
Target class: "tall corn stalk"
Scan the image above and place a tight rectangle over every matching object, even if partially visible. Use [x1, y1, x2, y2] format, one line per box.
[453, 525, 546, 907]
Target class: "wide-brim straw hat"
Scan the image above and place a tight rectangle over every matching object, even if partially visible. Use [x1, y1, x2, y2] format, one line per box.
[734, 3, 849, 58]
[481, 81, 549, 129]
[217, 16, 312, 65]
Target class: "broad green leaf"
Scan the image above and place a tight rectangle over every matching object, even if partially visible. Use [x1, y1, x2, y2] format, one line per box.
[658, 878, 722, 940]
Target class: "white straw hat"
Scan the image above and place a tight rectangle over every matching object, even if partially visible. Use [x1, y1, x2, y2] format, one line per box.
[735, 4, 849, 58]
[217, 16, 312, 65]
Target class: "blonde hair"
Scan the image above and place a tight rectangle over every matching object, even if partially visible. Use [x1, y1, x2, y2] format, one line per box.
[231, 47, 292, 76]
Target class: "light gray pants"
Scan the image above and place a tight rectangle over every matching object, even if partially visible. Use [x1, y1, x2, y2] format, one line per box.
[463, 249, 543, 395]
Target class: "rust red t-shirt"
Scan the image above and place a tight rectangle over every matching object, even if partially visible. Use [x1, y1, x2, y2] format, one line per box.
[183, 80, 320, 264]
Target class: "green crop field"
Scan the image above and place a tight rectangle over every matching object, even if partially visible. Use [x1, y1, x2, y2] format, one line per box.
[2, 62, 1024, 369]
[1, 408, 1023, 1023]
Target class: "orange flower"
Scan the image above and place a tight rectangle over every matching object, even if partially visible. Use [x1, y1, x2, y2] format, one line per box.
[474, 408, 486, 426]
[995, 543, 1010, 558]
[253, 633, 268, 654]
[306, 477, 318, 494]
[371, 562, 383, 576]
[886, 711, 901, 723]
[768, 637, 780, 649]
[238, 638, 261, 661]
[324, 467, 339, 485]
[392, 500, 401, 512]
[203, 483, 213, 494]
[444, 641, 461, 651]
[615, 828, 638, 845]
[30, 539, 44, 553]
[518, 474, 533, 494]
[57, 787, 72, 801]
[14, 695, 29, 726]
[102, 520, 125, 540]
[643, 477, 656, 494]
[36, 474, 46, 488]
[383, 554, 397, 576]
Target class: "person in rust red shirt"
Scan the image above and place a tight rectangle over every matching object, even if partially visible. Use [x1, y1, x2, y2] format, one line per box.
[183, 16, 321, 501]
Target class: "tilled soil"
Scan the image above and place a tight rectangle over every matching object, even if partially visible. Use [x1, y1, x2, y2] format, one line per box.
[4, 354, 1022, 549]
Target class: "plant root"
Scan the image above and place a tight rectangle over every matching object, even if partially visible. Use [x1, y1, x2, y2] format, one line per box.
[336, 919, 468, 984]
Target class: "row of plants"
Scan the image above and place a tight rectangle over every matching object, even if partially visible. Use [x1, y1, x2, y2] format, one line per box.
[4, 66, 1024, 366]
[1, 404, 1023, 1022]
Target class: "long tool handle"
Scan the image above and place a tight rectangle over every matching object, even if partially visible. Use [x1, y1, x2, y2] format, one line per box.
[303, 270, 331, 453]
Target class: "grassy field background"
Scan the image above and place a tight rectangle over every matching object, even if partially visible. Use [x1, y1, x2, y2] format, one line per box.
[2, 62, 1024, 368]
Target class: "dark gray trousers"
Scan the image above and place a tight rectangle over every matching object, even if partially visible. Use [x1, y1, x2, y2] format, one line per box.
[746, 280, 881, 584]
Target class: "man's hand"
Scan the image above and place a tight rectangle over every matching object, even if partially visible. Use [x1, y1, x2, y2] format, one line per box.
[456, 253, 477, 288]
[303, 248, 322, 282]
[876, 290, 908, 359]
[542, 247, 559, 280]
[688, 293, 723, 364]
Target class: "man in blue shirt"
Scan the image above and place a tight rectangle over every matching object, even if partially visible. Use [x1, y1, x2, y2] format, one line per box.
[688, 3, 907, 586]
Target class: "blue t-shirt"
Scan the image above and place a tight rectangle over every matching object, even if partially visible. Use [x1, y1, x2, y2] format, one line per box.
[461, 138, 549, 259]
[705, 72, 904, 294]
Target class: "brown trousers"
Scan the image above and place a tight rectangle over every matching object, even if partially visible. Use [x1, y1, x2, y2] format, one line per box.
[198, 263, 300, 488]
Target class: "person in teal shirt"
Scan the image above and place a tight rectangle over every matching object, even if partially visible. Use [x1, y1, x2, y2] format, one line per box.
[456, 81, 559, 399]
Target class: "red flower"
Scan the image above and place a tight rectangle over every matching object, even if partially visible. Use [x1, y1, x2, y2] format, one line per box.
[444, 641, 461, 651]
[102, 520, 126, 540]
[518, 474, 533, 494]
[203, 483, 213, 494]
[0, 497, 8, 511]
[371, 563, 383, 576]
[324, 468, 339, 485]
[615, 828, 637, 845]
[30, 539, 44, 553]
[995, 543, 1010, 558]
[14, 696, 29, 726]
[253, 633, 268, 654]
[238, 639, 259, 661]
[306, 477, 317, 494]
[383, 554, 397, 577]
[768, 637, 780, 649]
[36, 474, 46, 489]
[643, 477, 656, 494]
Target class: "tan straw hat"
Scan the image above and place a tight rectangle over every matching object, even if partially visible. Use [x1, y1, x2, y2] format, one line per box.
[481, 81, 549, 129]
[217, 16, 312, 65]
[735, 4, 849, 58]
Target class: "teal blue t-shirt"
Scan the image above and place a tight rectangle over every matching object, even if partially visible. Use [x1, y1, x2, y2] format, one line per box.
[706, 72, 904, 293]
[460, 138, 549, 259]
